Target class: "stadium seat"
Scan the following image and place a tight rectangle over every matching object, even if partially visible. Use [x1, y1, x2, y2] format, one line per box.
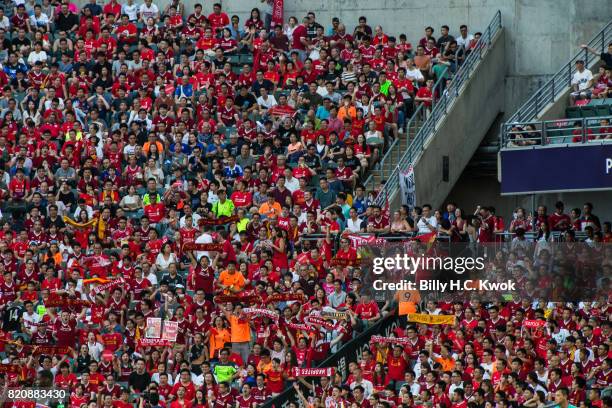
[580, 106, 597, 117]
[227, 54, 241, 65]
[595, 104, 610, 117]
[565, 106, 581, 118]
[239, 54, 254, 64]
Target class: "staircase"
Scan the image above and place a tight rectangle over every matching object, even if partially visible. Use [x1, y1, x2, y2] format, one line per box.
[370, 10, 505, 209]
[365, 117, 422, 189]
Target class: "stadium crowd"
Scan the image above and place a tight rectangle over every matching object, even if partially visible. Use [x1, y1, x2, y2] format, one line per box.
[0, 0, 607, 407]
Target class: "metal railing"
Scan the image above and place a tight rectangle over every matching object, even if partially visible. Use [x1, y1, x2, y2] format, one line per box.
[373, 10, 503, 207]
[506, 20, 612, 124]
[501, 115, 612, 146]
[363, 69, 446, 190]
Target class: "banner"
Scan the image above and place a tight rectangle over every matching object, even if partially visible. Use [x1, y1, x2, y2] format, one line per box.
[271, 0, 283, 27]
[330, 258, 361, 267]
[32, 345, 71, 355]
[45, 297, 91, 308]
[261, 313, 401, 408]
[291, 367, 335, 377]
[83, 278, 110, 285]
[138, 338, 172, 347]
[92, 278, 125, 296]
[399, 165, 416, 209]
[198, 215, 240, 226]
[268, 104, 296, 118]
[523, 319, 546, 329]
[63, 216, 97, 229]
[264, 293, 305, 304]
[370, 335, 411, 345]
[344, 233, 387, 248]
[500, 144, 612, 194]
[243, 308, 279, 322]
[321, 311, 348, 320]
[285, 322, 317, 333]
[304, 315, 336, 330]
[146, 318, 162, 338]
[214, 294, 262, 304]
[0, 364, 21, 374]
[162, 321, 179, 342]
[407, 313, 456, 325]
[183, 243, 224, 252]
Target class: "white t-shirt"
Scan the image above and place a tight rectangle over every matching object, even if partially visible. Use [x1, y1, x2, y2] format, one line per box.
[155, 252, 178, 270]
[122, 3, 139, 21]
[406, 67, 424, 82]
[0, 16, 9, 30]
[28, 50, 48, 65]
[417, 216, 437, 234]
[30, 13, 49, 28]
[350, 379, 374, 398]
[139, 3, 159, 20]
[572, 69, 594, 90]
[257, 95, 277, 109]
[180, 212, 201, 228]
[456, 34, 474, 49]
[87, 341, 105, 361]
[194, 232, 213, 261]
[284, 177, 299, 193]
[23, 311, 41, 333]
[346, 217, 364, 233]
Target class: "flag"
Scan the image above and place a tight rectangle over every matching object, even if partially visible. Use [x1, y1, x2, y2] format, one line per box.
[271, 0, 283, 27]
[407, 313, 456, 325]
[399, 165, 417, 209]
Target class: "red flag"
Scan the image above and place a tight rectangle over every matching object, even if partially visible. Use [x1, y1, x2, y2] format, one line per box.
[271, 0, 283, 27]
[414, 232, 436, 244]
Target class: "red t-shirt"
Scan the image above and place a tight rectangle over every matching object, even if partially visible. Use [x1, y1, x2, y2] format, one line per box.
[355, 302, 380, 319]
[291, 25, 307, 50]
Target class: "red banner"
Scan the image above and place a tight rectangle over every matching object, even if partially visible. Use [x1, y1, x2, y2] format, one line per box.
[268, 104, 296, 118]
[271, 0, 283, 27]
[304, 315, 336, 330]
[285, 322, 317, 333]
[330, 258, 361, 267]
[523, 319, 546, 328]
[32, 345, 71, 355]
[198, 215, 239, 226]
[45, 298, 92, 308]
[92, 277, 125, 296]
[264, 293, 306, 304]
[0, 364, 21, 374]
[138, 338, 172, 347]
[370, 335, 412, 345]
[243, 308, 279, 322]
[291, 367, 335, 377]
[214, 294, 262, 304]
[183, 243, 224, 251]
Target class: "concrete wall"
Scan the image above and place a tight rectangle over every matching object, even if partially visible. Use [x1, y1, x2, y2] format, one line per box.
[413, 29, 506, 209]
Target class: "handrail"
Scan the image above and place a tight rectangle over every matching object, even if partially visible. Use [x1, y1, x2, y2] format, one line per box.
[501, 115, 612, 147]
[363, 69, 447, 191]
[373, 10, 503, 207]
[506, 20, 612, 124]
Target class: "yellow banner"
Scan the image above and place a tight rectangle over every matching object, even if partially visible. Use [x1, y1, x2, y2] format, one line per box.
[407, 313, 456, 325]
[64, 216, 97, 229]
